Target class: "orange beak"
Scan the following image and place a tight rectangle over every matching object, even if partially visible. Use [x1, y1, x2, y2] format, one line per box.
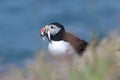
[40, 26, 45, 34]
[40, 26, 51, 42]
[40, 26, 46, 41]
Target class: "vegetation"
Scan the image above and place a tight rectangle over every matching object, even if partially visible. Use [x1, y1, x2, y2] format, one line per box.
[0, 32, 120, 80]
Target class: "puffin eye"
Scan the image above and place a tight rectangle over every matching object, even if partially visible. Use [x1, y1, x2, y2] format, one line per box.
[51, 26, 54, 29]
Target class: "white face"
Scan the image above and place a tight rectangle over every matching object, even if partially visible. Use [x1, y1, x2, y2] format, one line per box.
[45, 24, 61, 36]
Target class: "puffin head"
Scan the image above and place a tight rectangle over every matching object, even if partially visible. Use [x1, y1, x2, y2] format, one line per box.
[40, 22, 65, 42]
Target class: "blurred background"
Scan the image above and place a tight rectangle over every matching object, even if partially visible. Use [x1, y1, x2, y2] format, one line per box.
[0, 0, 120, 68]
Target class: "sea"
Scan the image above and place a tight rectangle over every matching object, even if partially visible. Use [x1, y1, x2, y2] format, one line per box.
[0, 0, 120, 67]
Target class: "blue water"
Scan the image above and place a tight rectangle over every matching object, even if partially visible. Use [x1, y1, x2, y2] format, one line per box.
[0, 0, 120, 65]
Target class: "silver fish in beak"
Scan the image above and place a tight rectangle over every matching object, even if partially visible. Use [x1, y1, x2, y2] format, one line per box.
[40, 26, 51, 42]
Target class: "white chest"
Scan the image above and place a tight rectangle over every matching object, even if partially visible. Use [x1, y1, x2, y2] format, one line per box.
[48, 40, 75, 55]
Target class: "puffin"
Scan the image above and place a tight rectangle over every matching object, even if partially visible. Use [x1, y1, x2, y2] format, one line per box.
[40, 22, 88, 57]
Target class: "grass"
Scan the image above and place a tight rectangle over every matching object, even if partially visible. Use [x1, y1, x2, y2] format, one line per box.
[0, 32, 120, 80]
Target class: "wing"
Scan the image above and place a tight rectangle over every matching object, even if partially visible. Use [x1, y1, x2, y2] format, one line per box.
[63, 32, 88, 56]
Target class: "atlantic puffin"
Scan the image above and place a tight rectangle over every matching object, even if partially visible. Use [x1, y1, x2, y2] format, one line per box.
[40, 22, 88, 57]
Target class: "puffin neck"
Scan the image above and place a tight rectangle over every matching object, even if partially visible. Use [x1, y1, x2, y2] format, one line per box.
[51, 29, 65, 41]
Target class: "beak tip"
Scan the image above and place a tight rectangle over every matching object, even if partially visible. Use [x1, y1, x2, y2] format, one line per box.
[40, 32, 44, 36]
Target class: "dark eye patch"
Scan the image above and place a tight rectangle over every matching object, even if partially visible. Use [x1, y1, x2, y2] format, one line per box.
[51, 26, 54, 29]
